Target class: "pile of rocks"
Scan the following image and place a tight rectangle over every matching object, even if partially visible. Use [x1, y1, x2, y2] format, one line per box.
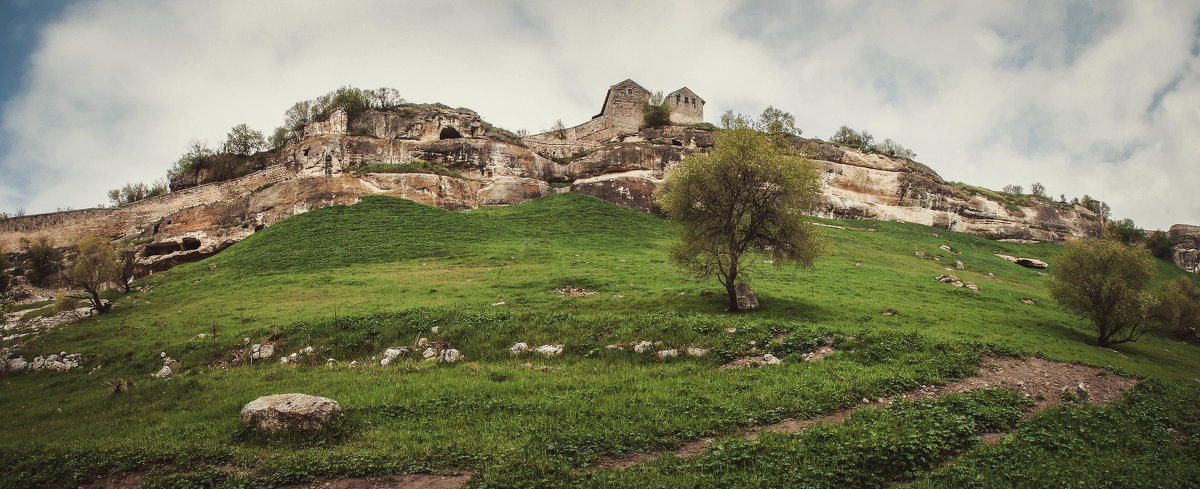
[3, 351, 84, 372]
[154, 351, 179, 378]
[935, 274, 979, 291]
[279, 345, 317, 365]
[509, 343, 563, 357]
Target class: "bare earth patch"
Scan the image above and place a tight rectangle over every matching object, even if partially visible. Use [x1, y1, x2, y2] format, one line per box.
[590, 355, 1140, 471]
[554, 286, 598, 297]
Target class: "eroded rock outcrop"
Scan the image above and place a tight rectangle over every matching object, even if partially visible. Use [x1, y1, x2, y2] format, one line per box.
[2, 102, 1188, 276]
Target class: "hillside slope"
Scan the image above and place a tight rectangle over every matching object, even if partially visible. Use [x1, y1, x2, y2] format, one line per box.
[2, 194, 1199, 488]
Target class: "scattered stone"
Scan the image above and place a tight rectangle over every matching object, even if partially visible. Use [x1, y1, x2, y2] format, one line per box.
[243, 337, 251, 345]
[555, 286, 598, 297]
[430, 326, 440, 335]
[762, 259, 774, 264]
[422, 348, 437, 359]
[491, 301, 506, 306]
[633, 341, 654, 354]
[735, 282, 758, 310]
[302, 346, 315, 355]
[416, 337, 430, 349]
[724, 327, 737, 333]
[686, 347, 708, 357]
[803, 346, 836, 362]
[381, 347, 405, 366]
[6, 357, 27, 370]
[240, 393, 341, 432]
[700, 289, 713, 296]
[536, 344, 563, 357]
[936, 274, 961, 284]
[657, 349, 679, 359]
[1021, 298, 1036, 305]
[154, 366, 172, 378]
[915, 251, 927, 258]
[326, 358, 337, 367]
[509, 342, 530, 354]
[250, 343, 274, 360]
[955, 260, 965, 270]
[939, 245, 952, 252]
[160, 351, 167, 358]
[762, 354, 782, 365]
[439, 349, 462, 363]
[612, 294, 624, 299]
[280, 357, 290, 364]
[995, 254, 1049, 269]
[605, 344, 623, 350]
[964, 282, 979, 291]
[854, 262, 862, 267]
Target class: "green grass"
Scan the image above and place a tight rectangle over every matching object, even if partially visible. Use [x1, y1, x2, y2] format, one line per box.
[352, 161, 466, 179]
[2, 193, 1198, 488]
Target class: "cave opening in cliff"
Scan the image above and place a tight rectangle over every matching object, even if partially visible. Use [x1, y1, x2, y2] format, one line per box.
[439, 127, 462, 140]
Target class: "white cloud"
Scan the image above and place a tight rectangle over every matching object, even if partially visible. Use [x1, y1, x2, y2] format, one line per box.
[1, 0, 1198, 230]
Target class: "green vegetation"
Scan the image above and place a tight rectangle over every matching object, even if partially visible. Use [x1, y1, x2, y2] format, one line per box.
[67, 236, 122, 314]
[351, 160, 465, 179]
[19, 235, 60, 286]
[830, 125, 915, 159]
[720, 107, 801, 137]
[1048, 238, 1157, 347]
[658, 127, 824, 311]
[107, 180, 168, 207]
[2, 194, 1199, 487]
[643, 90, 672, 128]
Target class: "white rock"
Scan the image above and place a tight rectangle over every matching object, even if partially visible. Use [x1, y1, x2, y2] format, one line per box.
[154, 366, 172, 378]
[250, 344, 274, 360]
[416, 338, 430, 349]
[6, 357, 27, 370]
[326, 358, 337, 367]
[422, 348, 437, 359]
[605, 344, 623, 350]
[280, 357, 290, 364]
[240, 393, 341, 433]
[302, 346, 314, 355]
[762, 354, 782, 365]
[160, 351, 167, 358]
[431, 326, 440, 335]
[382, 347, 404, 362]
[380, 357, 392, 366]
[536, 344, 563, 357]
[509, 342, 530, 354]
[657, 349, 679, 359]
[440, 349, 461, 363]
[686, 347, 708, 357]
[633, 341, 654, 354]
[491, 301, 506, 306]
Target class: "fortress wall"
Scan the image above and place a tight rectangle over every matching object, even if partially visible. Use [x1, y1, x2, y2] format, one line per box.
[0, 164, 295, 252]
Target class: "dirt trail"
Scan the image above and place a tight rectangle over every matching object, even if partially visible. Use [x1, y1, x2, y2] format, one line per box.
[590, 355, 1140, 471]
[274, 474, 473, 489]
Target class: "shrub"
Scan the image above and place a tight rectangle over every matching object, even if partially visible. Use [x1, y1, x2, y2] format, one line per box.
[107, 180, 168, 207]
[643, 90, 672, 128]
[21, 235, 61, 286]
[1105, 218, 1142, 246]
[1155, 277, 1200, 340]
[1047, 238, 1156, 347]
[1147, 230, 1174, 260]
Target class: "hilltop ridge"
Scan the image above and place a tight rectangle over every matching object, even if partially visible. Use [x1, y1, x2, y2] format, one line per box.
[0, 81, 1195, 276]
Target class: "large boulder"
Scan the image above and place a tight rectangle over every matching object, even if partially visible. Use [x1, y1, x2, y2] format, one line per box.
[240, 393, 342, 432]
[735, 283, 759, 311]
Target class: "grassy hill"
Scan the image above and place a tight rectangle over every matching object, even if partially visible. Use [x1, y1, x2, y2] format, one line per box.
[2, 193, 1199, 488]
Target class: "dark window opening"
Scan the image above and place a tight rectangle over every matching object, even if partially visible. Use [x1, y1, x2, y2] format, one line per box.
[676, 94, 681, 104]
[439, 127, 462, 139]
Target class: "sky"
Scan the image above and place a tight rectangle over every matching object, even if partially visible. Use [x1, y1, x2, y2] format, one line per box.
[0, 0, 1198, 230]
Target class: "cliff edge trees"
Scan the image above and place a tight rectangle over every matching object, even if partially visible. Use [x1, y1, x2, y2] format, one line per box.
[657, 124, 824, 312]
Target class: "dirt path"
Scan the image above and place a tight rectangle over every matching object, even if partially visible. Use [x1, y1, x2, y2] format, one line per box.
[275, 474, 473, 489]
[590, 355, 1140, 471]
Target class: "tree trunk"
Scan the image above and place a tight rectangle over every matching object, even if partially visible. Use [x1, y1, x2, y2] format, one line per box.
[726, 280, 739, 312]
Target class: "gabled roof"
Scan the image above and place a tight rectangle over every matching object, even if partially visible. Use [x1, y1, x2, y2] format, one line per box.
[611, 79, 651, 94]
[667, 86, 704, 103]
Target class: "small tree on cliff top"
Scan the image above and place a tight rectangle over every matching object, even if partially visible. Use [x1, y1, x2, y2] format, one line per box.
[657, 127, 825, 311]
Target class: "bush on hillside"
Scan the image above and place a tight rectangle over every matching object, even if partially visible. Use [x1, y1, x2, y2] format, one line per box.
[21, 235, 61, 286]
[1048, 237, 1157, 347]
[643, 91, 672, 128]
[1155, 277, 1200, 340]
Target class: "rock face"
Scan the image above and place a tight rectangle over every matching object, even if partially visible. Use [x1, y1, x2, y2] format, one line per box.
[7, 97, 1187, 275]
[240, 393, 342, 432]
[1170, 224, 1200, 273]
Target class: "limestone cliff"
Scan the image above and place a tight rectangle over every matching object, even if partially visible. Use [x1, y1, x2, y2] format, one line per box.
[0, 103, 1184, 276]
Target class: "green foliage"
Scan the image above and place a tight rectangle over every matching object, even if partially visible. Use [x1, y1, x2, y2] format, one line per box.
[830, 125, 914, 158]
[1147, 230, 1175, 260]
[1155, 276, 1200, 340]
[720, 107, 801, 136]
[657, 127, 825, 310]
[1002, 184, 1024, 195]
[915, 381, 1200, 488]
[167, 141, 215, 181]
[20, 235, 61, 286]
[1030, 182, 1047, 198]
[352, 161, 465, 179]
[1048, 238, 1157, 347]
[1105, 218, 1143, 246]
[222, 123, 266, 156]
[70, 235, 123, 313]
[267, 127, 289, 149]
[107, 180, 168, 207]
[643, 91, 672, 128]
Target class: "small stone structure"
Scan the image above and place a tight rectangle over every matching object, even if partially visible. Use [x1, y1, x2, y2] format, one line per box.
[523, 79, 705, 158]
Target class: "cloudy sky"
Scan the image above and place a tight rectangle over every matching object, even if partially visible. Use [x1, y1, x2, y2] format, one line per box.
[1, 0, 1198, 230]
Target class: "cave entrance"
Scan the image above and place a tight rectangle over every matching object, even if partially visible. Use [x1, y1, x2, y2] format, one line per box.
[439, 127, 462, 140]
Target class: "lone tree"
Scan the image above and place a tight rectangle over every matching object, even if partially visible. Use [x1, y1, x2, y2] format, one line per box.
[1047, 237, 1156, 347]
[69, 236, 123, 314]
[657, 126, 825, 311]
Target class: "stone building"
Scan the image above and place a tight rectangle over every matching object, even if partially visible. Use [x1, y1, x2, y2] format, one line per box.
[666, 87, 704, 124]
[523, 79, 705, 158]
